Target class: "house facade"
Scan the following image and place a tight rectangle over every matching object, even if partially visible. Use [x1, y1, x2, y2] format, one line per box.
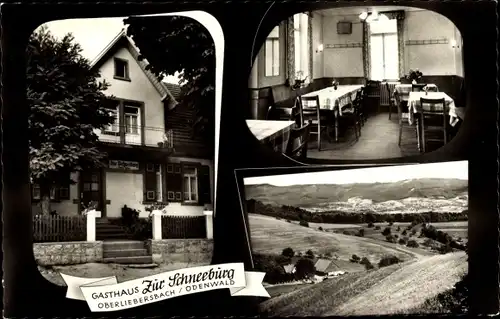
[31, 30, 214, 219]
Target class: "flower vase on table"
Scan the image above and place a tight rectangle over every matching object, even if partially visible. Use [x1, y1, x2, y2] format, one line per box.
[406, 68, 423, 84]
[332, 79, 339, 90]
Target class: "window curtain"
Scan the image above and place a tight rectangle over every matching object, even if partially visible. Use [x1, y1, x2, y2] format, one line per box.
[363, 10, 406, 80]
[362, 22, 371, 80]
[286, 16, 295, 84]
[382, 10, 406, 78]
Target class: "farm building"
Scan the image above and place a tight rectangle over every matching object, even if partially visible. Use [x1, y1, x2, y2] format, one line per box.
[283, 264, 296, 274]
[315, 258, 343, 276]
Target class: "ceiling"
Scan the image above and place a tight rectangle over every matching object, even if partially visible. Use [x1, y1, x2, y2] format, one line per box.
[319, 6, 423, 16]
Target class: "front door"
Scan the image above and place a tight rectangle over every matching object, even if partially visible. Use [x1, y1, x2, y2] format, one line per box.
[80, 170, 103, 216]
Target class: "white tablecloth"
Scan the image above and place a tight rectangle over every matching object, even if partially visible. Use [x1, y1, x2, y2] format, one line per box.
[302, 85, 364, 116]
[395, 83, 439, 101]
[246, 120, 295, 152]
[407, 92, 460, 126]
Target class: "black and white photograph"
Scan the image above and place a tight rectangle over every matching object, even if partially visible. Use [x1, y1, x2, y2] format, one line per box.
[247, 6, 465, 160]
[27, 14, 216, 284]
[244, 161, 468, 316]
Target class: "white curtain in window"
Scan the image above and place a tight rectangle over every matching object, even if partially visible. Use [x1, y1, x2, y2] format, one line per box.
[294, 13, 310, 81]
[383, 33, 399, 80]
[370, 34, 384, 81]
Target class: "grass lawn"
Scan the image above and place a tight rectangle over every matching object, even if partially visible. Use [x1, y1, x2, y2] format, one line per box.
[249, 214, 424, 263]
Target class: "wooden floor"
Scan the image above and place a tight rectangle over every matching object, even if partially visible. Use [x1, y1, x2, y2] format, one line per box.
[307, 112, 445, 160]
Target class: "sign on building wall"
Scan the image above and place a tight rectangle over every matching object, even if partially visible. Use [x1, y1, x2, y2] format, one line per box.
[109, 160, 140, 171]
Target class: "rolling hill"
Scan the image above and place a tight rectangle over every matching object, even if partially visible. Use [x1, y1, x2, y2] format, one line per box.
[245, 178, 468, 213]
[259, 251, 467, 316]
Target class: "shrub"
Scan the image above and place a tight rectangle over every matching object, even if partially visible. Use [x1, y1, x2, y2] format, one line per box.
[357, 228, 365, 237]
[386, 235, 396, 243]
[305, 249, 315, 259]
[397, 226, 401, 231]
[382, 227, 392, 236]
[378, 255, 402, 268]
[360, 257, 374, 270]
[121, 205, 140, 227]
[324, 251, 333, 258]
[343, 230, 354, 236]
[318, 226, 323, 231]
[411, 228, 417, 235]
[286, 219, 291, 223]
[367, 222, 374, 228]
[394, 234, 399, 239]
[407, 240, 419, 248]
[350, 254, 361, 263]
[374, 225, 381, 230]
[282, 247, 295, 258]
[398, 238, 407, 245]
[402, 229, 408, 236]
[388, 221, 394, 226]
[439, 244, 454, 254]
[299, 220, 309, 227]
[275, 254, 291, 265]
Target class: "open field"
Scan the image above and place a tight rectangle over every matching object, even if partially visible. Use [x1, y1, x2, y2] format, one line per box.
[259, 252, 467, 316]
[249, 214, 433, 264]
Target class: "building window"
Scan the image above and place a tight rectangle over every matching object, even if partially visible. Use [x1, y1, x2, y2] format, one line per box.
[265, 26, 280, 77]
[369, 19, 399, 81]
[293, 13, 310, 82]
[183, 166, 198, 203]
[103, 103, 120, 134]
[124, 104, 140, 135]
[114, 58, 129, 80]
[31, 183, 70, 201]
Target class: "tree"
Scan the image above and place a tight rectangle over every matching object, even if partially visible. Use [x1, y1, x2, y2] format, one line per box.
[294, 258, 316, 279]
[27, 26, 113, 215]
[382, 227, 392, 236]
[305, 250, 315, 259]
[282, 247, 295, 258]
[124, 16, 215, 143]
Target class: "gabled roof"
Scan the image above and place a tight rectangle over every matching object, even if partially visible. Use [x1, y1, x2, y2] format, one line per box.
[162, 82, 182, 101]
[314, 259, 332, 273]
[90, 29, 177, 104]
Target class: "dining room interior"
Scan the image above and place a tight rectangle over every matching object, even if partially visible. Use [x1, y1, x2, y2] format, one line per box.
[246, 5, 466, 161]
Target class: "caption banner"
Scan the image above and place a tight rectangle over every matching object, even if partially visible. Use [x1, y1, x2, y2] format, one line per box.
[61, 262, 269, 312]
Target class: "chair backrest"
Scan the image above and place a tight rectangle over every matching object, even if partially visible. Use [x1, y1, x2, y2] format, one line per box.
[385, 82, 394, 106]
[419, 98, 446, 114]
[285, 122, 311, 159]
[412, 83, 427, 92]
[300, 95, 321, 125]
[266, 105, 294, 121]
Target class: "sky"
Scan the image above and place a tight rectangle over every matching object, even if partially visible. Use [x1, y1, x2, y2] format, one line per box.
[38, 17, 181, 84]
[244, 161, 468, 186]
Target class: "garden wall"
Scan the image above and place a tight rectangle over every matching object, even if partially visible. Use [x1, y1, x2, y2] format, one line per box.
[33, 241, 103, 266]
[147, 239, 213, 265]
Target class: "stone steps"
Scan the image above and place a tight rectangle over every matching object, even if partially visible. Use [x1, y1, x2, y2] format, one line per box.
[102, 256, 153, 264]
[101, 240, 152, 264]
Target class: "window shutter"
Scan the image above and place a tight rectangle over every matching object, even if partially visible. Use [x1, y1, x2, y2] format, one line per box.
[198, 165, 211, 205]
[145, 163, 157, 201]
[166, 163, 183, 202]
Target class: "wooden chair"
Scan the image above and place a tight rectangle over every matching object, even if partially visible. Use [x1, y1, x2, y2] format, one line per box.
[266, 104, 294, 121]
[355, 87, 366, 126]
[412, 83, 427, 92]
[386, 82, 397, 120]
[340, 93, 361, 140]
[285, 122, 311, 160]
[299, 95, 333, 151]
[364, 80, 381, 114]
[419, 98, 448, 153]
[395, 91, 420, 148]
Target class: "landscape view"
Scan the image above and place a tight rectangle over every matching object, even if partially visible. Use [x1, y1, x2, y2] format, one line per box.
[244, 161, 468, 316]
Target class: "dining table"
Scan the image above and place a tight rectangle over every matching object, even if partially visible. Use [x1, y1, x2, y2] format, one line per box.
[246, 119, 296, 153]
[302, 84, 364, 142]
[394, 83, 439, 101]
[407, 91, 466, 151]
